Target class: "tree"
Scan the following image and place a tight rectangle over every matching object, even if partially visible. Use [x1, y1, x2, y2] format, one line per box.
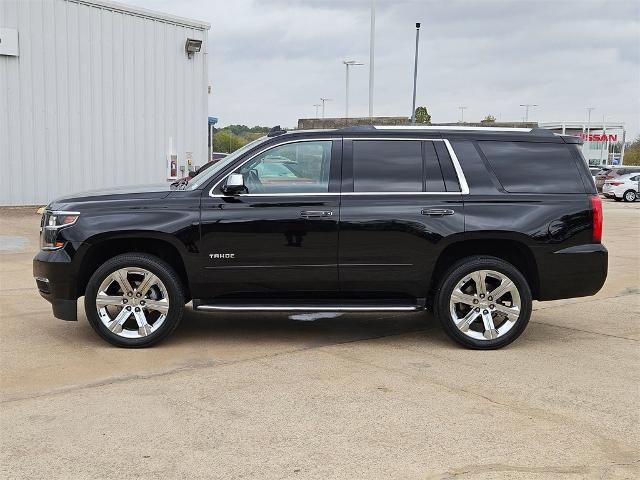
[481, 114, 496, 124]
[623, 136, 640, 166]
[414, 106, 431, 124]
[214, 129, 246, 153]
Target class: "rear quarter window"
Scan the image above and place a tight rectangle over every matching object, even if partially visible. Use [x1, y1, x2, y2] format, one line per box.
[478, 141, 584, 193]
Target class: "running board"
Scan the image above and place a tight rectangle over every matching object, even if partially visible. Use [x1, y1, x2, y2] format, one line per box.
[194, 304, 421, 312]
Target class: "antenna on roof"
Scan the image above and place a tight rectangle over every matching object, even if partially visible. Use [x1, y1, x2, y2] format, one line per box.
[267, 125, 287, 137]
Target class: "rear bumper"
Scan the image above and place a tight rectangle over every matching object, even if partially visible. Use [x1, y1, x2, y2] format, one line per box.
[536, 244, 608, 301]
[33, 249, 78, 321]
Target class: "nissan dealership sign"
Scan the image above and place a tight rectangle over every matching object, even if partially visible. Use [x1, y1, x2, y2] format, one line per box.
[578, 133, 618, 142]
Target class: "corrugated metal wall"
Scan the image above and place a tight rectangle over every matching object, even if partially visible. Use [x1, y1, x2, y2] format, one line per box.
[0, 0, 209, 205]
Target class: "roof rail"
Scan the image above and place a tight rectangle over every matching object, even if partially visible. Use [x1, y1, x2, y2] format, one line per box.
[373, 125, 534, 133]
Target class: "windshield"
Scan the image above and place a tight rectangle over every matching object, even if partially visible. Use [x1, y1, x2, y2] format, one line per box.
[187, 136, 270, 190]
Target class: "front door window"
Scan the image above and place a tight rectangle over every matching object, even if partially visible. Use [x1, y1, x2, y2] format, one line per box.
[233, 141, 332, 194]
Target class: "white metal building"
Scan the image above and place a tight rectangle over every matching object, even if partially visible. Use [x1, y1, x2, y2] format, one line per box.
[0, 0, 210, 205]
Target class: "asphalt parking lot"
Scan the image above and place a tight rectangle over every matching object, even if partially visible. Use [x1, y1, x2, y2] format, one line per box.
[1, 199, 638, 479]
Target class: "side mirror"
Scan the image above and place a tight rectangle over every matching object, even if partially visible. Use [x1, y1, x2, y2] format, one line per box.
[222, 173, 246, 195]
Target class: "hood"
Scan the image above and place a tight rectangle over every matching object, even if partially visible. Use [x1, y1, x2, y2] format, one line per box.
[48, 183, 173, 208]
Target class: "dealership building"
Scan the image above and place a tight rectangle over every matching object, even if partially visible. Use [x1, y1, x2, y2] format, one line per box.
[539, 121, 627, 166]
[0, 0, 210, 205]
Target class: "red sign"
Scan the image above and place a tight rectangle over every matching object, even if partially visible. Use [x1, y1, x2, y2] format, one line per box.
[578, 133, 618, 142]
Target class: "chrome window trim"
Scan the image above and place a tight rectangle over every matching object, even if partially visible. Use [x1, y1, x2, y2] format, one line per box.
[208, 137, 469, 198]
[346, 137, 469, 195]
[443, 138, 470, 194]
[341, 191, 463, 196]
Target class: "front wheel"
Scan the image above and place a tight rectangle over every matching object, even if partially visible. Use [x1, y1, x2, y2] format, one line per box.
[84, 253, 185, 347]
[434, 256, 532, 349]
[623, 190, 637, 202]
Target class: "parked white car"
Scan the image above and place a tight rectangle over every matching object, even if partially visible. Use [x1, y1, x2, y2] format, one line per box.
[602, 172, 640, 202]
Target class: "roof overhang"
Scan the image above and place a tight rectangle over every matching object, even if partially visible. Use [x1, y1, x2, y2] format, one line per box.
[69, 0, 211, 30]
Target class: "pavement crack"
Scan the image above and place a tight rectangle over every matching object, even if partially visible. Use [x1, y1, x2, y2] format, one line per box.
[0, 328, 427, 404]
[532, 290, 639, 312]
[530, 320, 639, 342]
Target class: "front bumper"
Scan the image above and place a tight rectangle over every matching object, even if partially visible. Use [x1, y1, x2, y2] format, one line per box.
[33, 249, 78, 321]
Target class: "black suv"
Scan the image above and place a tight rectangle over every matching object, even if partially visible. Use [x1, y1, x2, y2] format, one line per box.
[34, 126, 607, 349]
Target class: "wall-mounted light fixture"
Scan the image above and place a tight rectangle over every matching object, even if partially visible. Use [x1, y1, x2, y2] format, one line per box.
[185, 38, 202, 59]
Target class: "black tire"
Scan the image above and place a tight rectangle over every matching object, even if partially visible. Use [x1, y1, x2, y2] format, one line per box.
[84, 253, 185, 347]
[623, 190, 636, 202]
[433, 256, 532, 350]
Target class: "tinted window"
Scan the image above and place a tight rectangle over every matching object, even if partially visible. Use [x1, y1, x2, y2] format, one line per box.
[424, 142, 446, 192]
[353, 140, 422, 192]
[478, 141, 584, 193]
[234, 140, 332, 194]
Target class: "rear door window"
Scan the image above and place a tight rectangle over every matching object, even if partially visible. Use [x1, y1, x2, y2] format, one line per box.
[351, 140, 454, 193]
[478, 141, 584, 193]
[352, 140, 423, 192]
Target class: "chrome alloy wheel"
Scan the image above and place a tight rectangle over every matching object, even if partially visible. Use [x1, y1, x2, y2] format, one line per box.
[449, 269, 521, 341]
[96, 267, 170, 338]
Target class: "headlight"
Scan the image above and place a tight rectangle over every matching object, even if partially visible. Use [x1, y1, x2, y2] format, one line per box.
[40, 210, 80, 250]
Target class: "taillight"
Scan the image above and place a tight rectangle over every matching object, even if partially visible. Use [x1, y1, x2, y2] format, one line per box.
[591, 195, 603, 243]
[608, 181, 624, 186]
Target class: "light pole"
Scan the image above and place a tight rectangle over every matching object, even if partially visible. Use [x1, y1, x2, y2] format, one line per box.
[458, 106, 467, 123]
[410, 22, 421, 124]
[368, 0, 376, 118]
[519, 104, 538, 123]
[313, 104, 321, 118]
[343, 60, 363, 120]
[320, 97, 332, 119]
[586, 106, 595, 141]
[600, 114, 606, 164]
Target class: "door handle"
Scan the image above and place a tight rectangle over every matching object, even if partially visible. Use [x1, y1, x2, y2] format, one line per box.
[300, 210, 333, 218]
[421, 208, 455, 216]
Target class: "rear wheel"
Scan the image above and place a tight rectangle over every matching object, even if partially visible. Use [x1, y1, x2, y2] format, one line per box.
[623, 190, 637, 202]
[84, 253, 185, 347]
[434, 256, 532, 349]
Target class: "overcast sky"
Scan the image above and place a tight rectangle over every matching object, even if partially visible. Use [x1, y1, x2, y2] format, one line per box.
[129, 0, 640, 137]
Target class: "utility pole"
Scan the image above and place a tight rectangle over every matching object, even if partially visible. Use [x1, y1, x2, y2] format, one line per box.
[313, 104, 321, 118]
[519, 104, 538, 123]
[410, 23, 421, 124]
[458, 106, 467, 123]
[368, 0, 376, 118]
[320, 97, 332, 119]
[343, 60, 363, 120]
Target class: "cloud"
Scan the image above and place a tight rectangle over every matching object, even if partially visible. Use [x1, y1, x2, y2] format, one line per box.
[128, 0, 640, 136]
